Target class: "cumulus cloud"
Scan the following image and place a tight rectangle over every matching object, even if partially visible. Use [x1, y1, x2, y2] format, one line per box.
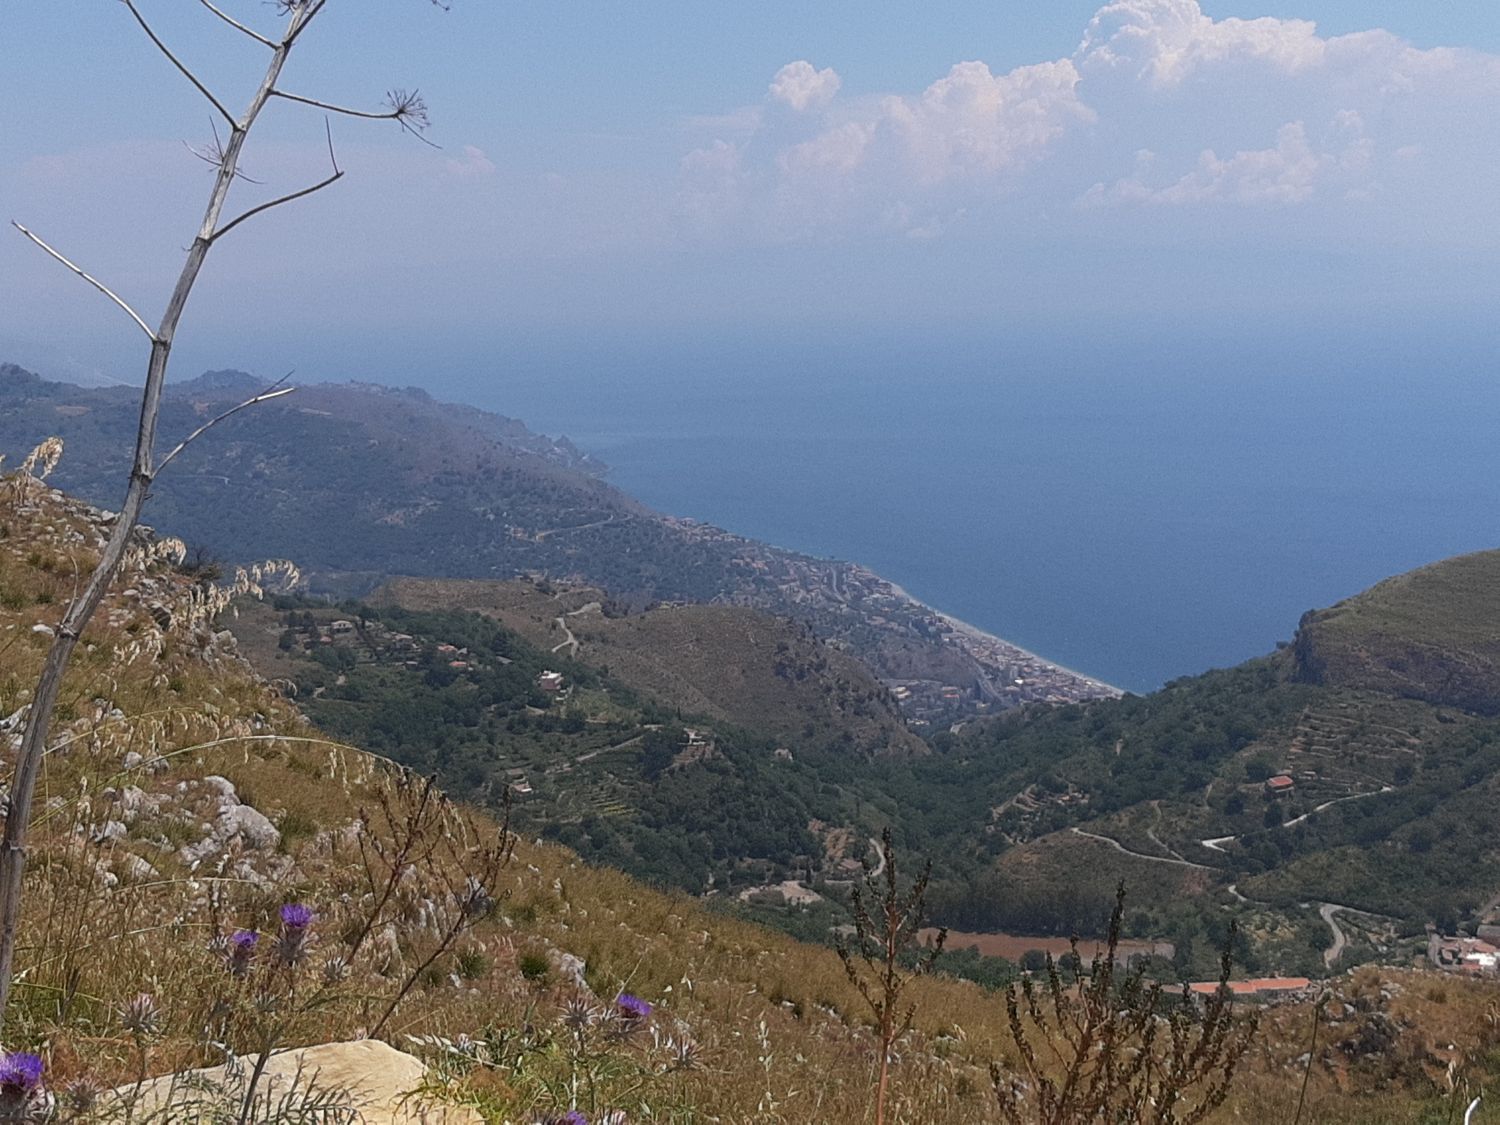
[1084, 116, 1375, 206]
[1076, 0, 1326, 87]
[444, 145, 497, 178]
[682, 56, 1090, 239]
[676, 0, 1500, 240]
[769, 61, 841, 111]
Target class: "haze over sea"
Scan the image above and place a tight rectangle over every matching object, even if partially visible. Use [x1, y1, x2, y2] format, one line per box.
[321, 317, 1495, 696]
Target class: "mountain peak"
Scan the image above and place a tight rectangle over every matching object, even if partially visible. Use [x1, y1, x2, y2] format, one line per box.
[170, 369, 267, 397]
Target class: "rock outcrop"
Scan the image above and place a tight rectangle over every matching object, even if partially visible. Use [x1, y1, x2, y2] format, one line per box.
[119, 1039, 480, 1124]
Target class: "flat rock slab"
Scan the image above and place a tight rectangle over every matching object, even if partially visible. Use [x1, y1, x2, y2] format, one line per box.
[117, 1039, 479, 1123]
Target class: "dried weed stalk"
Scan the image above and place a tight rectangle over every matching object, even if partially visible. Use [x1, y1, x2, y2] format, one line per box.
[836, 827, 945, 1125]
[0, 0, 444, 1025]
[992, 883, 1257, 1125]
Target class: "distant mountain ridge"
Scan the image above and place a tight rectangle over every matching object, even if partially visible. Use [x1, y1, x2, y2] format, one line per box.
[0, 362, 1115, 719]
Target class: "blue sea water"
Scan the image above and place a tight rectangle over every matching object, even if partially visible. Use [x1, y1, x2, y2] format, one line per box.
[368, 321, 1499, 694]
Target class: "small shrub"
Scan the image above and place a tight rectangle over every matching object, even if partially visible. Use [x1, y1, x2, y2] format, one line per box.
[992, 883, 1257, 1125]
[275, 809, 319, 852]
[519, 952, 550, 982]
[456, 947, 491, 981]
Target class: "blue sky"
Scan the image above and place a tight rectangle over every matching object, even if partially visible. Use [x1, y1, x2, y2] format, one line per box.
[3, 0, 1500, 382]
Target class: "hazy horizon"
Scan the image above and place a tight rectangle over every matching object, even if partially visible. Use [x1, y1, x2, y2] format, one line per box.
[8, 313, 1497, 693]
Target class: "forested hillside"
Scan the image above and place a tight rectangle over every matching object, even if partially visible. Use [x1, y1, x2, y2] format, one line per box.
[239, 557, 1500, 984]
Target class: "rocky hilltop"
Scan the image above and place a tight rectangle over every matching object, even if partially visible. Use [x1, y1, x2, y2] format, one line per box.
[1294, 549, 1500, 713]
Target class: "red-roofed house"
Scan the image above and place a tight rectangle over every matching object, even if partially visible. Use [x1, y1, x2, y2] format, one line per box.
[1189, 977, 1310, 998]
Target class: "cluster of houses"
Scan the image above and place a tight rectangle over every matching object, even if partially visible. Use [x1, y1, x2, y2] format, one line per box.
[1428, 927, 1500, 975]
[290, 617, 420, 662]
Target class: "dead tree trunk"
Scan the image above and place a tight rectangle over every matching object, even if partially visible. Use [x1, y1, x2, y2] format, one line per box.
[0, 0, 437, 1025]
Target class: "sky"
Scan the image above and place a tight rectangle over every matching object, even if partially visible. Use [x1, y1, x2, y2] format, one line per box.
[2, 0, 1500, 382]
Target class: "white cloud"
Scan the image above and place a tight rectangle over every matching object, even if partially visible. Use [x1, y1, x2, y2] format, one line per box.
[769, 61, 841, 111]
[1077, 0, 1326, 87]
[893, 59, 1093, 183]
[1084, 114, 1379, 206]
[677, 0, 1500, 241]
[444, 145, 496, 178]
[682, 56, 1090, 238]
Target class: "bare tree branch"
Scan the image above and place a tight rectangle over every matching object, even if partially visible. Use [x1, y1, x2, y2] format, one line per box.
[10, 222, 157, 341]
[281, 0, 328, 48]
[121, 0, 236, 125]
[196, 0, 275, 47]
[0, 0, 446, 1026]
[0, 0, 316, 1023]
[156, 377, 296, 473]
[210, 170, 344, 242]
[324, 116, 340, 174]
[211, 118, 343, 242]
[271, 87, 440, 147]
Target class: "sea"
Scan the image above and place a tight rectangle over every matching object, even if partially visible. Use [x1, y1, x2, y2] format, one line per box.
[365, 320, 1499, 694]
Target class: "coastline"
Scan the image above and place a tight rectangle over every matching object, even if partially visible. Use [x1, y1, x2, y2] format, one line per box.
[871, 570, 1124, 697]
[666, 512, 1125, 710]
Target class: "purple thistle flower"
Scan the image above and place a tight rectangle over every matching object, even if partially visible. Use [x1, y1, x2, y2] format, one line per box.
[561, 1113, 588, 1125]
[0, 1052, 43, 1093]
[615, 993, 651, 1021]
[225, 929, 259, 978]
[275, 904, 315, 969]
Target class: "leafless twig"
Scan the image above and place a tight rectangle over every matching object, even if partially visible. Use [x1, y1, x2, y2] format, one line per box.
[837, 829, 944, 1125]
[196, 0, 276, 47]
[271, 87, 439, 147]
[212, 174, 343, 242]
[10, 223, 156, 340]
[155, 377, 297, 474]
[121, 0, 235, 124]
[186, 119, 266, 184]
[210, 120, 342, 241]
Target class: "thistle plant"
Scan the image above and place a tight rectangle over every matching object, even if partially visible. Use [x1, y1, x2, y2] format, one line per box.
[991, 882, 1257, 1125]
[835, 827, 945, 1125]
[120, 991, 162, 1108]
[408, 989, 699, 1122]
[0, 1051, 47, 1121]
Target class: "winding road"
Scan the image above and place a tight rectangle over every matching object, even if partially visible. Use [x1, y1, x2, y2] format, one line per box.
[1069, 827, 1216, 871]
[551, 616, 578, 656]
[1198, 785, 1395, 854]
[1321, 903, 1349, 967]
[550, 602, 601, 657]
